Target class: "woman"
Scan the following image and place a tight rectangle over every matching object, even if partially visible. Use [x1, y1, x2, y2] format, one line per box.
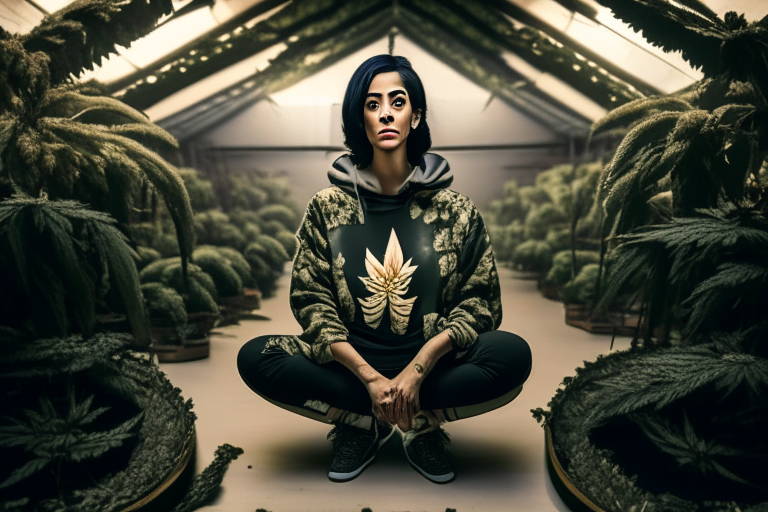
[237, 55, 532, 484]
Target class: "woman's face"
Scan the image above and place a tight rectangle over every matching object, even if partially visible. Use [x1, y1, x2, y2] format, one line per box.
[363, 71, 421, 157]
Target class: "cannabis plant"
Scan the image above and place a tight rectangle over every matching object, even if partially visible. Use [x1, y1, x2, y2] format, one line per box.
[535, 2, 768, 510]
[0, 195, 150, 344]
[0, 0, 240, 509]
[0, 0, 195, 277]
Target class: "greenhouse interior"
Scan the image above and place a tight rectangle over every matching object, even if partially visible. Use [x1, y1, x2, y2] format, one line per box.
[1, 0, 767, 511]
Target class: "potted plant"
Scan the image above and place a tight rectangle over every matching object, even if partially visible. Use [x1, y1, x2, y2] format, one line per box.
[535, 3, 768, 510]
[139, 258, 221, 361]
[0, 2, 241, 508]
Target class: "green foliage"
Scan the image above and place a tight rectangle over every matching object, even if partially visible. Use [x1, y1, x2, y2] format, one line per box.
[511, 240, 553, 273]
[633, 411, 756, 487]
[273, 230, 299, 259]
[591, 95, 694, 139]
[540, 6, 768, 506]
[168, 444, 244, 512]
[0, 380, 143, 489]
[194, 210, 246, 252]
[544, 228, 571, 253]
[486, 181, 527, 226]
[135, 246, 161, 271]
[0, 332, 133, 381]
[177, 168, 218, 212]
[212, 246, 253, 287]
[192, 246, 244, 298]
[248, 234, 291, 271]
[230, 175, 269, 211]
[524, 203, 568, 240]
[537, 341, 768, 509]
[17, 0, 173, 85]
[486, 161, 603, 275]
[0, 195, 150, 344]
[139, 258, 219, 314]
[241, 222, 262, 244]
[243, 235, 291, 298]
[560, 264, 600, 305]
[258, 219, 289, 238]
[227, 208, 261, 230]
[487, 222, 524, 263]
[229, 171, 299, 214]
[519, 185, 551, 209]
[545, 250, 601, 287]
[256, 204, 299, 232]
[141, 282, 187, 326]
[0, 85, 195, 269]
[598, 208, 768, 345]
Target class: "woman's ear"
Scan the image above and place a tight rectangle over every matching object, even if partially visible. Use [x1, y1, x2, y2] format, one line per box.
[411, 110, 422, 130]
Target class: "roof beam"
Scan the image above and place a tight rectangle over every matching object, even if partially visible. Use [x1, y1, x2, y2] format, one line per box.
[488, 0, 663, 97]
[157, 4, 393, 139]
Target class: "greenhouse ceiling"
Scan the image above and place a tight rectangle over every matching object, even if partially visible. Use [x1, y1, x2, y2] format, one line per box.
[3, 0, 766, 136]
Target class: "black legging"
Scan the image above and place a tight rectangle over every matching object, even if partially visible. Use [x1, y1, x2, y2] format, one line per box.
[237, 330, 532, 429]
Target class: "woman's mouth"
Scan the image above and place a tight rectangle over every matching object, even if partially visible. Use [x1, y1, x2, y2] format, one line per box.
[379, 129, 398, 139]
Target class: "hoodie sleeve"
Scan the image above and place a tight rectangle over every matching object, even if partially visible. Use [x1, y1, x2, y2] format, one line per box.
[289, 195, 349, 364]
[426, 207, 502, 355]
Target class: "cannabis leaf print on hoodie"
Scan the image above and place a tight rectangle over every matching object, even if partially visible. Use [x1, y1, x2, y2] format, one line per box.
[358, 228, 418, 335]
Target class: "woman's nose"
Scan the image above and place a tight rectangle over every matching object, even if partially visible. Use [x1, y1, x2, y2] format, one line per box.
[380, 111, 394, 123]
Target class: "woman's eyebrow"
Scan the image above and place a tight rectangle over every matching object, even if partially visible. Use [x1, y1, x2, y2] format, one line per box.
[366, 89, 407, 98]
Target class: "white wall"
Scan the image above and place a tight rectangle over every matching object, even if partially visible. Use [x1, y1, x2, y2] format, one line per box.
[199, 35, 568, 209]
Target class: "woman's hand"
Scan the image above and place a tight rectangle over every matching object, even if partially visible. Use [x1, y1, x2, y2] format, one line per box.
[387, 368, 423, 431]
[365, 375, 395, 424]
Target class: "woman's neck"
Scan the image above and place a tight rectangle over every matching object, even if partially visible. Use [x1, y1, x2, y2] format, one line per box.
[370, 147, 411, 195]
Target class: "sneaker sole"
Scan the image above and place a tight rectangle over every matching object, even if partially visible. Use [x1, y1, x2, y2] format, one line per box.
[327, 425, 396, 483]
[403, 437, 455, 484]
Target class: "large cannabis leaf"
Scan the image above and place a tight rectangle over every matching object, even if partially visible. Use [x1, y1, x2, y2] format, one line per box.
[358, 228, 418, 335]
[0, 382, 142, 489]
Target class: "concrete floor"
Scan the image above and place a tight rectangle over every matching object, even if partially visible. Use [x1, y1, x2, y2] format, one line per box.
[161, 265, 631, 512]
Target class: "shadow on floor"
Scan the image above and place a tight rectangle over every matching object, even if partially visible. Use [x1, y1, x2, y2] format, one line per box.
[259, 431, 530, 477]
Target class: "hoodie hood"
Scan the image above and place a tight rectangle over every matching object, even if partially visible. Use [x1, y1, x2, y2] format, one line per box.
[328, 153, 453, 224]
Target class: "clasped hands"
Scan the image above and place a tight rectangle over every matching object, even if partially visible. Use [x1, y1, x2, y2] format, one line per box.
[366, 369, 423, 431]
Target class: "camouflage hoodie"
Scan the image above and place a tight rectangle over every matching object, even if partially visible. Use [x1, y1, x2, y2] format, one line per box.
[264, 153, 502, 366]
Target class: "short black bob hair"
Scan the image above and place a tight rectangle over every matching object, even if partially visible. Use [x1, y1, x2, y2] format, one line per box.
[342, 55, 431, 169]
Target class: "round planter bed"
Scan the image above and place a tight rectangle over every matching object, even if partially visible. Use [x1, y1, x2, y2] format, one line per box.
[84, 354, 199, 512]
[1, 353, 198, 511]
[538, 346, 768, 512]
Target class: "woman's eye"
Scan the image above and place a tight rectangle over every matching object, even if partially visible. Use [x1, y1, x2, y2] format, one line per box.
[367, 101, 378, 109]
[394, 98, 405, 107]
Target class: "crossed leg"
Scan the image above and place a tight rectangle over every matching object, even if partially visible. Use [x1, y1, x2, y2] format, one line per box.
[237, 330, 533, 432]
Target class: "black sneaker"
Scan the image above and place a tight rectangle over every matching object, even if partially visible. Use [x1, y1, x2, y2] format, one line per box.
[403, 427, 455, 483]
[327, 419, 394, 482]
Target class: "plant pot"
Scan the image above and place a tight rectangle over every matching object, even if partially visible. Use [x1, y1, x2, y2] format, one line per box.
[95, 312, 130, 333]
[565, 305, 640, 336]
[545, 425, 605, 512]
[154, 337, 210, 363]
[218, 288, 262, 327]
[219, 288, 261, 311]
[151, 312, 219, 363]
[5, 354, 199, 511]
[542, 348, 768, 511]
[538, 282, 561, 301]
